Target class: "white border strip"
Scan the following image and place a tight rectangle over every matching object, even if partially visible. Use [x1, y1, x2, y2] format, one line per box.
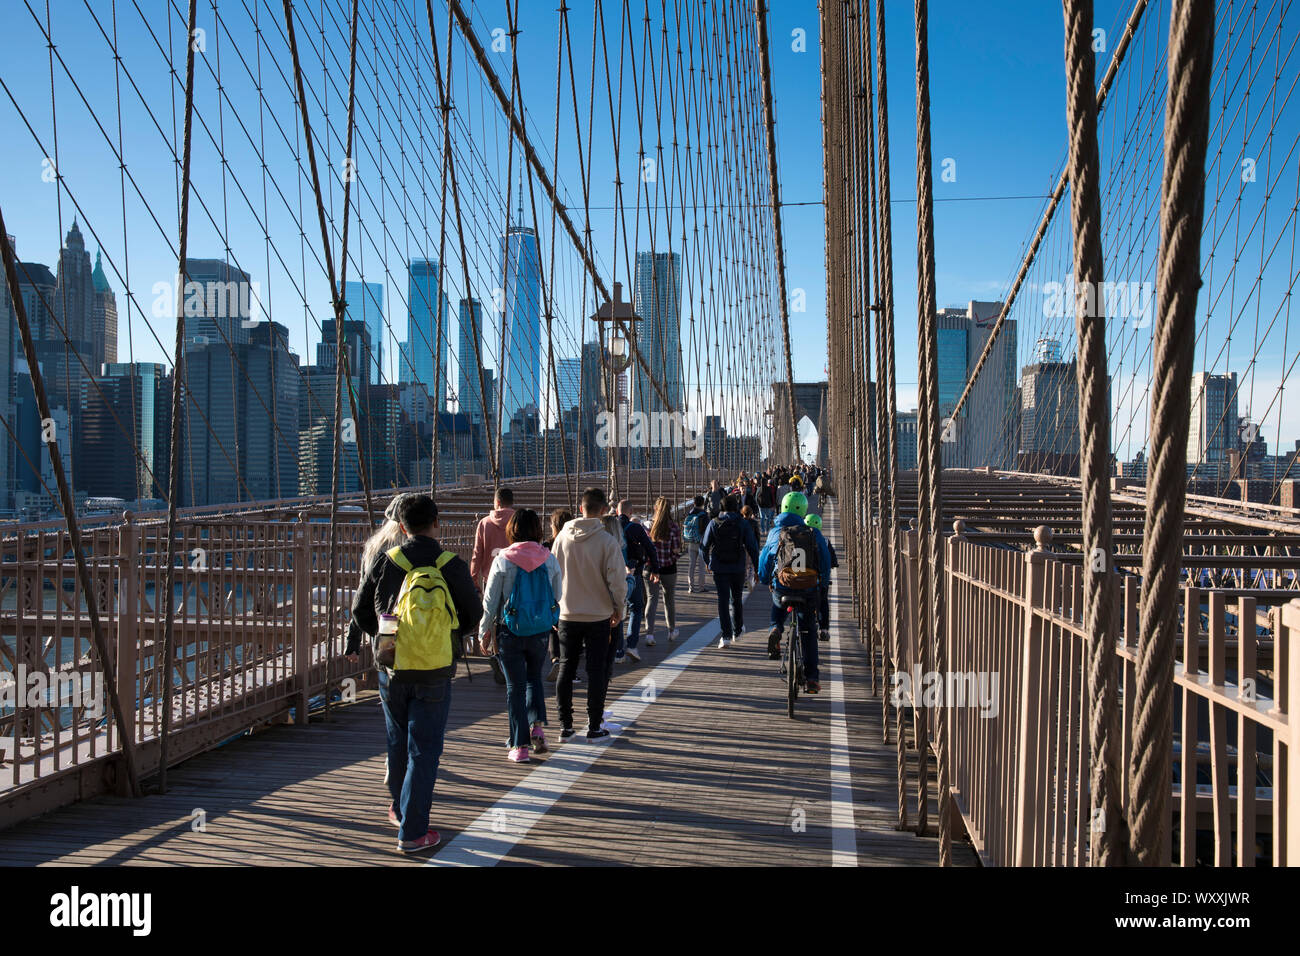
[427, 617, 722, 866]
[826, 504, 859, 866]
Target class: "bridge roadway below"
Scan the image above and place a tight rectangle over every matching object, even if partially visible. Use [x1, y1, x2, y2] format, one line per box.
[0, 505, 974, 867]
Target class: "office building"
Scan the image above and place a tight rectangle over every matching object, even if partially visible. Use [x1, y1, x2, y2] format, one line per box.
[1189, 372, 1240, 465]
[343, 280, 385, 386]
[79, 362, 171, 501]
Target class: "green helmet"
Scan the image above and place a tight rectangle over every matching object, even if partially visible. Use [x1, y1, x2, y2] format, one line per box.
[804, 513, 823, 531]
[781, 491, 808, 516]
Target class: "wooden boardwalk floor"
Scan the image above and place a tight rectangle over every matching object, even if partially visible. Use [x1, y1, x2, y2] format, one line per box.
[0, 506, 975, 867]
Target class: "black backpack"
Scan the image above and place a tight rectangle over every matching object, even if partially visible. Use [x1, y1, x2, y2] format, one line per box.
[709, 517, 745, 564]
[775, 524, 822, 589]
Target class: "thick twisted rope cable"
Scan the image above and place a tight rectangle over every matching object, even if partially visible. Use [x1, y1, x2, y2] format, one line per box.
[914, 0, 949, 862]
[1128, 0, 1214, 866]
[872, 0, 908, 832]
[1063, 0, 1125, 867]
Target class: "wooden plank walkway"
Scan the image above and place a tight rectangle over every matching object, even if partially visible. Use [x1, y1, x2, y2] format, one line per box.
[0, 505, 976, 867]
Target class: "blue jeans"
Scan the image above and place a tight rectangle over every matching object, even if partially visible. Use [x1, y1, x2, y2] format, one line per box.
[714, 571, 745, 640]
[498, 629, 549, 748]
[378, 669, 452, 842]
[760, 507, 776, 532]
[770, 590, 820, 682]
[625, 571, 647, 649]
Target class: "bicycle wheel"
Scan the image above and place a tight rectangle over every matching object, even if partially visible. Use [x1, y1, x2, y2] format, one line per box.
[786, 619, 800, 718]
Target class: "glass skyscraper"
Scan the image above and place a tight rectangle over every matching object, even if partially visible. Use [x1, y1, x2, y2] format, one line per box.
[632, 251, 683, 416]
[401, 259, 449, 409]
[343, 279, 384, 386]
[457, 297, 487, 425]
[500, 222, 541, 436]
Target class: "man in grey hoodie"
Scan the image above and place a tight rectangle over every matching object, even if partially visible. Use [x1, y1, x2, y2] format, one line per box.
[550, 486, 627, 740]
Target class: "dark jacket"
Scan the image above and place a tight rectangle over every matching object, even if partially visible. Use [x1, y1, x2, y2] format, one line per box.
[347, 534, 482, 682]
[619, 514, 661, 574]
[701, 511, 760, 575]
[706, 488, 726, 517]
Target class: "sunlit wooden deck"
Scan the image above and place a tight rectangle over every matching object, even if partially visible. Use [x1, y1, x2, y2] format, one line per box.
[0, 508, 974, 867]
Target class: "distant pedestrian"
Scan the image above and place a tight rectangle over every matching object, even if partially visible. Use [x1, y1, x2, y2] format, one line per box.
[706, 479, 726, 518]
[645, 496, 682, 644]
[681, 494, 710, 593]
[701, 494, 760, 649]
[617, 499, 660, 663]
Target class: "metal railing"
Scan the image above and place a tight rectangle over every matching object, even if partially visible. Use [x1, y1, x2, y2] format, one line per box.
[920, 521, 1300, 866]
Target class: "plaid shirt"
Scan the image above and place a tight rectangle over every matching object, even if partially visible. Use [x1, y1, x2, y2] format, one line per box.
[652, 521, 682, 569]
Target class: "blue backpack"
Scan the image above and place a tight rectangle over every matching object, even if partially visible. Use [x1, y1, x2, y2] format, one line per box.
[502, 565, 559, 637]
[683, 510, 709, 543]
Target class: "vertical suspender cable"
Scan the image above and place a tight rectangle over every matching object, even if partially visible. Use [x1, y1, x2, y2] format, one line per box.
[913, 0, 948, 862]
[1128, 0, 1213, 866]
[1062, 0, 1125, 867]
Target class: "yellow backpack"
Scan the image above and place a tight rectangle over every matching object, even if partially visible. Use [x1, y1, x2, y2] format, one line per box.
[385, 547, 460, 670]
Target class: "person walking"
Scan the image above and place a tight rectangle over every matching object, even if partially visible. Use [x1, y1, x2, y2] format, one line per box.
[616, 499, 660, 663]
[645, 496, 682, 644]
[758, 477, 777, 533]
[550, 487, 626, 740]
[479, 508, 562, 763]
[705, 479, 726, 519]
[681, 494, 710, 593]
[701, 494, 760, 649]
[543, 508, 573, 682]
[470, 487, 516, 685]
[346, 494, 482, 853]
[740, 504, 763, 591]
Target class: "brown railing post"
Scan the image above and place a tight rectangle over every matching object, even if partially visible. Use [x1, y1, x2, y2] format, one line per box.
[1013, 525, 1051, 865]
[114, 513, 140, 792]
[293, 512, 312, 725]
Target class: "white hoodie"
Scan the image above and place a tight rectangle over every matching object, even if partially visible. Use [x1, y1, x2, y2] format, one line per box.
[550, 517, 626, 622]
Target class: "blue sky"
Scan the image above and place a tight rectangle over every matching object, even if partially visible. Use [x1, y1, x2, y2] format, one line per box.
[5, 0, 1296, 457]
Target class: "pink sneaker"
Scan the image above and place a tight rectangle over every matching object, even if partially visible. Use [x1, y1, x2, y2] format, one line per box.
[530, 725, 548, 754]
[387, 803, 400, 828]
[399, 831, 441, 854]
[508, 746, 531, 763]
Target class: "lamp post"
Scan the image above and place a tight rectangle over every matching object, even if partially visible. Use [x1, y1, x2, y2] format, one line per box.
[590, 281, 640, 497]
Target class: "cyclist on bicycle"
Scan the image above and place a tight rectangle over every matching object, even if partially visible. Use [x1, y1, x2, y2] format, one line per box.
[804, 513, 837, 642]
[757, 491, 832, 694]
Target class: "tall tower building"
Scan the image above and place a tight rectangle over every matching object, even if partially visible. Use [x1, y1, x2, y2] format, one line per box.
[343, 279, 385, 386]
[632, 251, 683, 417]
[500, 206, 541, 438]
[182, 321, 299, 506]
[457, 297, 487, 425]
[400, 260, 449, 408]
[1189, 372, 1240, 465]
[90, 250, 118, 367]
[54, 221, 94, 347]
[935, 300, 1017, 469]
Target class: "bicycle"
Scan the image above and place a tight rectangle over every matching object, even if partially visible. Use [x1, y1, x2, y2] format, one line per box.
[779, 592, 817, 717]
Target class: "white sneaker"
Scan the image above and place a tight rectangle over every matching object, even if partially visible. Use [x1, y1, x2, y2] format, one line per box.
[717, 637, 728, 649]
[668, 628, 680, 643]
[645, 634, 656, 647]
[626, 647, 642, 662]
